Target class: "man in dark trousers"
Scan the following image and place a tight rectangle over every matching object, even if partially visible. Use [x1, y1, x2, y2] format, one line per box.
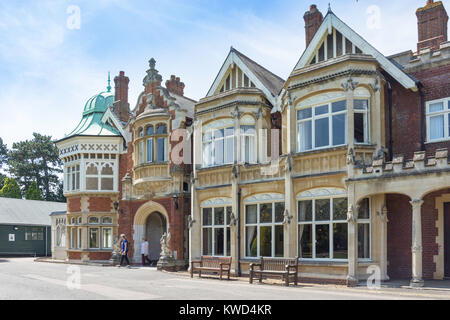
[118, 234, 131, 268]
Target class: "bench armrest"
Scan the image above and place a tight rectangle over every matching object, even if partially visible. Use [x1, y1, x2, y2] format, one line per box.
[249, 263, 261, 271]
[191, 260, 202, 267]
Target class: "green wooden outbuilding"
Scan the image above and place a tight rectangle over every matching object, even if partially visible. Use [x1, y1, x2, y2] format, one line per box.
[0, 198, 66, 256]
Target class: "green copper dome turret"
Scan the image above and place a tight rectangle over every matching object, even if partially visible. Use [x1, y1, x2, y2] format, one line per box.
[57, 75, 121, 142]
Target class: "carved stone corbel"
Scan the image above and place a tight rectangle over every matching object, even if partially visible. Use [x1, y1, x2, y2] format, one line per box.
[254, 107, 262, 120]
[346, 148, 355, 165]
[370, 77, 380, 92]
[282, 209, 293, 225]
[342, 77, 359, 91]
[231, 106, 242, 120]
[347, 205, 356, 223]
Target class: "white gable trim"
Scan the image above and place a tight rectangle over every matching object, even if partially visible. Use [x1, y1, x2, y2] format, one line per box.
[206, 50, 278, 106]
[101, 108, 130, 144]
[294, 13, 417, 92]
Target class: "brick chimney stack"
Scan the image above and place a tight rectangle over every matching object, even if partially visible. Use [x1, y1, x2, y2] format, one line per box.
[113, 71, 130, 123]
[304, 4, 324, 47]
[165, 75, 185, 96]
[416, 0, 448, 52]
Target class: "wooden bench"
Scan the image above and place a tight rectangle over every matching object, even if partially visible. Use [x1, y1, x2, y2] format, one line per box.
[249, 257, 299, 286]
[190, 256, 232, 280]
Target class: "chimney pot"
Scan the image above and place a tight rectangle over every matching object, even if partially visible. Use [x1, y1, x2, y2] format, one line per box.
[304, 4, 324, 47]
[416, 0, 448, 52]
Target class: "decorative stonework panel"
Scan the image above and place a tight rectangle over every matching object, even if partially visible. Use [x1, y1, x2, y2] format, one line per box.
[296, 187, 347, 199]
[243, 193, 284, 203]
[200, 197, 232, 207]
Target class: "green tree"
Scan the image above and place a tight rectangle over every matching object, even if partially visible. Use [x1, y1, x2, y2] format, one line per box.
[0, 177, 22, 199]
[25, 181, 43, 200]
[0, 137, 7, 168]
[0, 173, 6, 189]
[8, 133, 62, 201]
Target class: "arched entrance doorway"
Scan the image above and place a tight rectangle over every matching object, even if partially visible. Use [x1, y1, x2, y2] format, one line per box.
[132, 200, 170, 263]
[145, 212, 167, 262]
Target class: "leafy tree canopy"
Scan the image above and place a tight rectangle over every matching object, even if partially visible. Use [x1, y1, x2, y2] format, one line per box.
[0, 177, 22, 199]
[8, 133, 62, 201]
[0, 137, 7, 168]
[25, 181, 43, 200]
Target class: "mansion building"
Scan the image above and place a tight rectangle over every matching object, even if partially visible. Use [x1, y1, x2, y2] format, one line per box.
[54, 1, 450, 286]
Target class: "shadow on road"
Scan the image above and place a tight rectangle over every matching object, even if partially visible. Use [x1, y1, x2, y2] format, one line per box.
[0, 259, 10, 263]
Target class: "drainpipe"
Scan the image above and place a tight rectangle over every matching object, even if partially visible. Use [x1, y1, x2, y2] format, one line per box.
[237, 188, 242, 277]
[387, 81, 393, 161]
[418, 83, 425, 152]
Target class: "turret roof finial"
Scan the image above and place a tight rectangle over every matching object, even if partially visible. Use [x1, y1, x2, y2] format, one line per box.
[107, 72, 111, 92]
[328, 3, 332, 13]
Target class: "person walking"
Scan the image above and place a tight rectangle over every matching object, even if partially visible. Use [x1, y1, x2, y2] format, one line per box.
[141, 237, 152, 266]
[118, 234, 131, 268]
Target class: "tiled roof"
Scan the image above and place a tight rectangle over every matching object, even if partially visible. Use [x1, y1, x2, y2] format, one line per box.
[0, 198, 66, 226]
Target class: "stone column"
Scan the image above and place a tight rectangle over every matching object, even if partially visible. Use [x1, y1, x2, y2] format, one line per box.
[410, 199, 424, 287]
[231, 170, 239, 275]
[346, 184, 358, 286]
[346, 83, 355, 148]
[379, 204, 389, 281]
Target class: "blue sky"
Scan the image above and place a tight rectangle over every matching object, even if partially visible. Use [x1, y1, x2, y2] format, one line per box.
[0, 0, 441, 147]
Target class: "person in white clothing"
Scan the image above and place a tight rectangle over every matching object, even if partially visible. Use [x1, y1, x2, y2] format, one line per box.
[141, 237, 152, 266]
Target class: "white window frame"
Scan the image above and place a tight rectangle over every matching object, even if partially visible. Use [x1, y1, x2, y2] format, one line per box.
[354, 99, 370, 144]
[426, 97, 450, 143]
[101, 227, 113, 249]
[297, 195, 348, 261]
[296, 99, 347, 152]
[201, 206, 232, 257]
[77, 228, 82, 249]
[88, 228, 100, 249]
[202, 127, 234, 168]
[244, 201, 285, 258]
[240, 125, 257, 164]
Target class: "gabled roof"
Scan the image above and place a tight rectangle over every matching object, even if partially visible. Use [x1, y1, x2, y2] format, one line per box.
[0, 198, 66, 226]
[206, 47, 285, 106]
[293, 10, 418, 91]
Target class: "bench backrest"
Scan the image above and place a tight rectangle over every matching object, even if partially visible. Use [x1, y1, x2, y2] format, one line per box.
[260, 257, 298, 271]
[200, 256, 232, 268]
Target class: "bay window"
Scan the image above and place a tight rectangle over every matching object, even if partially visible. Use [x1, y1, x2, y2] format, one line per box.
[427, 98, 450, 142]
[202, 127, 234, 167]
[245, 201, 284, 258]
[202, 206, 232, 256]
[297, 100, 347, 152]
[156, 124, 168, 162]
[298, 190, 348, 260]
[66, 164, 80, 191]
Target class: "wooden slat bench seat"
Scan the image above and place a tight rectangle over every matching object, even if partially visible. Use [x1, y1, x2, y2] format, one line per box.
[190, 256, 232, 280]
[249, 257, 299, 286]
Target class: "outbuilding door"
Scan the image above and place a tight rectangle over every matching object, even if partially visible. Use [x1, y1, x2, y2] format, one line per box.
[444, 203, 450, 278]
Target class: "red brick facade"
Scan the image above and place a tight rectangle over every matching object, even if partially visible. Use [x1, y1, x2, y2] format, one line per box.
[68, 197, 81, 213]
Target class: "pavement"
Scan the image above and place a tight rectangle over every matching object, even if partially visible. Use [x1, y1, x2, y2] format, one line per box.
[0, 257, 450, 300]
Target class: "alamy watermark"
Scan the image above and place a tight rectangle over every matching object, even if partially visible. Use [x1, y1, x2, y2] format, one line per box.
[66, 265, 81, 290]
[67, 5, 81, 30]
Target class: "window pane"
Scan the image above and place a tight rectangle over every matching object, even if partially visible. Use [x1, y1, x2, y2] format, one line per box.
[214, 228, 224, 256]
[259, 203, 272, 223]
[156, 124, 167, 134]
[315, 117, 329, 148]
[315, 105, 328, 115]
[226, 207, 232, 226]
[146, 126, 154, 135]
[297, 108, 312, 120]
[226, 227, 231, 256]
[429, 102, 444, 112]
[89, 228, 99, 248]
[298, 224, 312, 258]
[332, 113, 346, 145]
[315, 199, 330, 221]
[246, 226, 257, 257]
[203, 141, 212, 166]
[332, 100, 346, 112]
[354, 100, 368, 110]
[204, 131, 212, 141]
[214, 207, 224, 225]
[214, 137, 224, 165]
[101, 178, 113, 190]
[298, 200, 312, 222]
[275, 202, 285, 223]
[86, 177, 98, 190]
[203, 208, 212, 226]
[147, 139, 153, 162]
[333, 198, 348, 220]
[157, 138, 166, 162]
[103, 228, 112, 248]
[354, 112, 365, 143]
[246, 205, 257, 224]
[260, 226, 272, 257]
[333, 223, 348, 259]
[298, 120, 312, 151]
[202, 228, 212, 255]
[315, 224, 330, 258]
[358, 198, 370, 219]
[358, 223, 370, 259]
[430, 115, 444, 140]
[224, 136, 234, 164]
[275, 225, 284, 257]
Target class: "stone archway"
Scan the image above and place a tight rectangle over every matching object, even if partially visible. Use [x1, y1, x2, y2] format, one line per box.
[132, 201, 169, 262]
[145, 212, 167, 261]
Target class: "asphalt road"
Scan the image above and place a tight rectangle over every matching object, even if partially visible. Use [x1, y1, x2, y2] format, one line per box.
[0, 257, 449, 300]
